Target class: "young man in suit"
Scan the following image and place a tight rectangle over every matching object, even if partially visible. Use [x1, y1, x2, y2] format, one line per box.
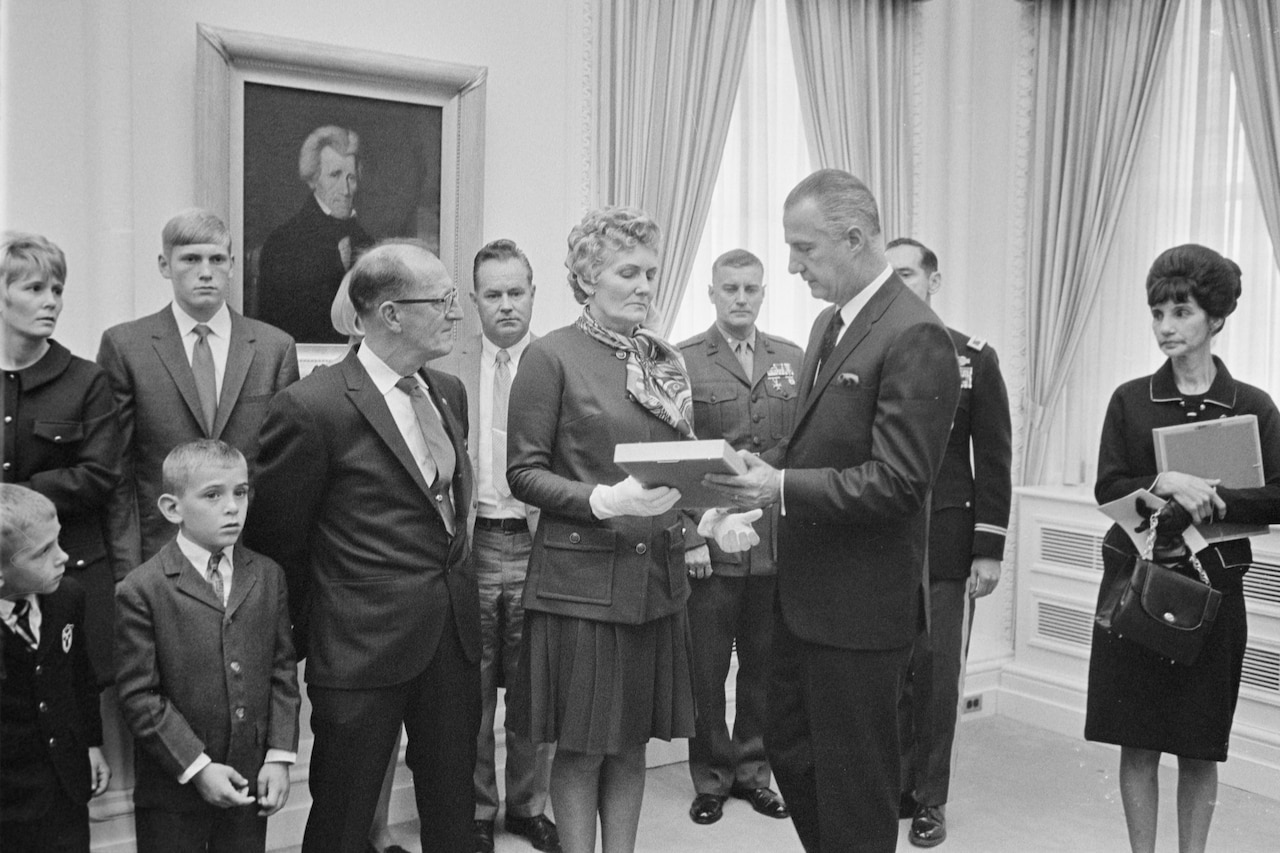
[707, 170, 961, 853]
[0, 484, 111, 852]
[97, 209, 299, 573]
[678, 249, 802, 827]
[886, 238, 1012, 848]
[246, 240, 481, 853]
[114, 440, 299, 853]
[453, 239, 558, 853]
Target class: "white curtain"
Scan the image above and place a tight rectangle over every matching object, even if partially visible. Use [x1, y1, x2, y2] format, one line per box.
[1041, 0, 1280, 485]
[1020, 0, 1181, 485]
[595, 0, 756, 338]
[667, 0, 821, 348]
[785, 0, 917, 239]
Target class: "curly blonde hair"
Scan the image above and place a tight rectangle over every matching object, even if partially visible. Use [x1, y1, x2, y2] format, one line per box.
[564, 206, 661, 304]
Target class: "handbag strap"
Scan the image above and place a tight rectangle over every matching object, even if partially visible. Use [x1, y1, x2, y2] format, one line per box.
[1143, 510, 1212, 586]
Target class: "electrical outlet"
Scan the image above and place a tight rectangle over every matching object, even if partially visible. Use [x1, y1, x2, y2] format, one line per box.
[963, 694, 983, 714]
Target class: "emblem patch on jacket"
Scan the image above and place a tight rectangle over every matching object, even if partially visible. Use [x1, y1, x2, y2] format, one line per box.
[62, 623, 74, 653]
[958, 355, 974, 390]
[767, 363, 796, 389]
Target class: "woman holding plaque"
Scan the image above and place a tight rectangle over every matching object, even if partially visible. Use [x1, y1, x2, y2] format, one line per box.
[506, 207, 753, 853]
[1086, 244, 1280, 853]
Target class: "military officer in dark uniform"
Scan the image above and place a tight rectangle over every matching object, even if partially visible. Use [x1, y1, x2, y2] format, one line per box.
[886, 238, 1012, 849]
[677, 249, 803, 827]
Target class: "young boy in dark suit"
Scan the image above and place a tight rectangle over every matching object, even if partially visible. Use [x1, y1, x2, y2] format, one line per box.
[115, 439, 299, 853]
[0, 484, 111, 852]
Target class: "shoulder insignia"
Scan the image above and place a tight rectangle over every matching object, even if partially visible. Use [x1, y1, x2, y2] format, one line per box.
[967, 337, 987, 352]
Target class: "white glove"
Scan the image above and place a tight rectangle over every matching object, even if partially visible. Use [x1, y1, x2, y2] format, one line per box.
[698, 508, 763, 553]
[590, 476, 681, 519]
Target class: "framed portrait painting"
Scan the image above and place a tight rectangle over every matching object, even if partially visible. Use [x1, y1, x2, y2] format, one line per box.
[196, 24, 486, 371]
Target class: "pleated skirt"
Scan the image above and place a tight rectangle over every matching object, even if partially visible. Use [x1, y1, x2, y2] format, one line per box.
[508, 608, 697, 755]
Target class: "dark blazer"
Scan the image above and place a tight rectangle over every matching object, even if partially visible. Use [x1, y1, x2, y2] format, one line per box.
[96, 306, 299, 572]
[255, 197, 375, 344]
[927, 328, 1013, 580]
[678, 325, 803, 574]
[0, 577, 103, 822]
[507, 325, 695, 625]
[2, 340, 121, 681]
[765, 277, 960, 650]
[244, 347, 480, 688]
[114, 541, 299, 811]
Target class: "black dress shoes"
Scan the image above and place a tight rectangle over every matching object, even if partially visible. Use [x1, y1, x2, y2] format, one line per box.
[505, 813, 562, 852]
[909, 804, 947, 848]
[689, 793, 728, 824]
[474, 819, 495, 853]
[728, 785, 790, 819]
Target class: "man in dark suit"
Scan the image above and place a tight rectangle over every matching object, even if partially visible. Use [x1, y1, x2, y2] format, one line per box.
[97, 209, 299, 572]
[256, 125, 375, 344]
[452, 240, 558, 853]
[245, 240, 481, 853]
[678, 249, 802, 827]
[707, 170, 960, 853]
[886, 238, 1012, 849]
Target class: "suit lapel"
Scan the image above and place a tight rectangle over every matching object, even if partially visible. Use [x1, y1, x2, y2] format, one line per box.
[165, 541, 224, 613]
[151, 308, 209, 435]
[342, 352, 435, 501]
[457, 335, 483, 468]
[224, 545, 258, 619]
[214, 312, 258, 438]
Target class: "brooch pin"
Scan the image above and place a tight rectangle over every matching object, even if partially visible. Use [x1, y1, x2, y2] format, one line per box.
[838, 372, 860, 388]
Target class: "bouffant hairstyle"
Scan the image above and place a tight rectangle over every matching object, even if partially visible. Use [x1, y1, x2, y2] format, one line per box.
[1, 232, 66, 289]
[1146, 244, 1241, 332]
[564, 207, 661, 305]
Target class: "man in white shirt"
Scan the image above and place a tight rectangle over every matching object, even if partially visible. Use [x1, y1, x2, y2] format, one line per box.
[97, 209, 299, 571]
[452, 239, 559, 853]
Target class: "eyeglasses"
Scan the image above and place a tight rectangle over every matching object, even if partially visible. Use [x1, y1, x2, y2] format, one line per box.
[391, 289, 459, 311]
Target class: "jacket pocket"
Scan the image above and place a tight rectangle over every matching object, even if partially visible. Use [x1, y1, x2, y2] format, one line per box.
[32, 419, 86, 444]
[535, 523, 617, 606]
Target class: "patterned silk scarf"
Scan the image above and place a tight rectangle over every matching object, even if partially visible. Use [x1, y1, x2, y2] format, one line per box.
[576, 308, 696, 438]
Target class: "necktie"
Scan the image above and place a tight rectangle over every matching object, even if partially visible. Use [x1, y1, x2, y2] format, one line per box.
[734, 340, 754, 378]
[493, 349, 512, 498]
[192, 324, 218, 434]
[207, 551, 225, 605]
[395, 376, 457, 535]
[816, 310, 845, 373]
[11, 599, 38, 650]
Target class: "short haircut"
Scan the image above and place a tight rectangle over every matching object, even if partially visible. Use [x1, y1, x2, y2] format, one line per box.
[886, 237, 938, 274]
[711, 248, 763, 278]
[564, 207, 662, 305]
[1, 231, 67, 289]
[161, 439, 247, 496]
[348, 239, 446, 316]
[299, 125, 361, 186]
[162, 209, 232, 255]
[1145, 244, 1241, 328]
[785, 168, 882, 239]
[0, 484, 56, 568]
[472, 239, 533, 290]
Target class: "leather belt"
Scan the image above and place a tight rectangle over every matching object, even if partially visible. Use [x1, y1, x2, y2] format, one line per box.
[474, 516, 528, 532]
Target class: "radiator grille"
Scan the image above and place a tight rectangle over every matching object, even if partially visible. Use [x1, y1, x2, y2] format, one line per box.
[1036, 601, 1094, 647]
[1243, 561, 1280, 608]
[1039, 526, 1104, 572]
[1240, 645, 1280, 694]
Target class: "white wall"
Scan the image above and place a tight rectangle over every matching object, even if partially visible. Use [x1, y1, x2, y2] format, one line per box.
[1, 0, 593, 359]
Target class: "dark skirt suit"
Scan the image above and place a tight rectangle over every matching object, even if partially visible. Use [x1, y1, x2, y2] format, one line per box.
[2, 340, 121, 684]
[1086, 357, 1280, 760]
[505, 324, 697, 755]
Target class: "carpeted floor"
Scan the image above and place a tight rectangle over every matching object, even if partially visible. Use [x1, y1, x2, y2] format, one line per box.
[296, 714, 1280, 852]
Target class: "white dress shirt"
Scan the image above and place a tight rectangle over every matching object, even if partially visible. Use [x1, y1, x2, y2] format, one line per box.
[357, 343, 440, 485]
[477, 333, 531, 518]
[171, 302, 232, 404]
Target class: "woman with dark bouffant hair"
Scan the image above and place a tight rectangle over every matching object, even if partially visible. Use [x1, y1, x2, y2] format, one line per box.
[1087, 244, 1280, 853]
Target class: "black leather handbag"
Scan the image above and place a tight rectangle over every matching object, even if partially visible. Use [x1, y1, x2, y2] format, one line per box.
[1097, 512, 1223, 665]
